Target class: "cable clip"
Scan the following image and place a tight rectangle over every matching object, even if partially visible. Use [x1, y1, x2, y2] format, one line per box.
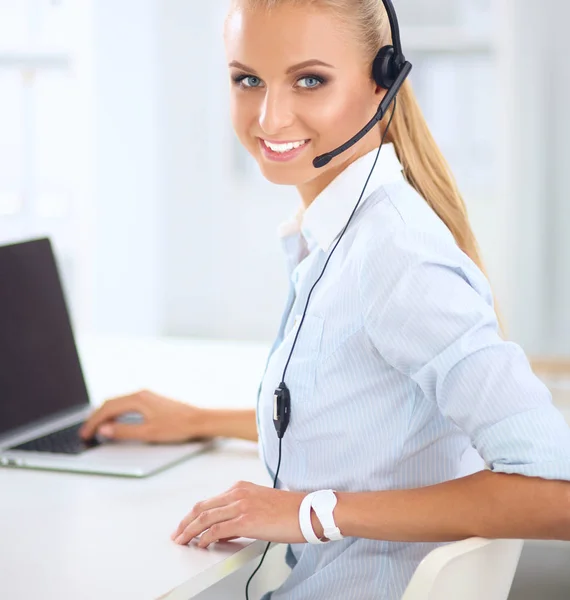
[273, 382, 291, 439]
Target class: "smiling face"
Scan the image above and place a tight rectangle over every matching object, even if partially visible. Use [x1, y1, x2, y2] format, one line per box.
[224, 1, 385, 205]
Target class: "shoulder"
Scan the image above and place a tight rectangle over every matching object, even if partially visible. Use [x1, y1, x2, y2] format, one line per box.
[355, 179, 457, 260]
[353, 180, 492, 305]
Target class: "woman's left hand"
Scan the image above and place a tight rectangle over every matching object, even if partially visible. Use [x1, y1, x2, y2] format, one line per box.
[171, 481, 310, 548]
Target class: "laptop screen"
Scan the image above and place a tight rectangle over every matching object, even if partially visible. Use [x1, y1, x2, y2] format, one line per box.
[0, 238, 90, 437]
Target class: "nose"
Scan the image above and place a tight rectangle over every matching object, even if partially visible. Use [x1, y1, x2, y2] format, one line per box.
[258, 88, 295, 135]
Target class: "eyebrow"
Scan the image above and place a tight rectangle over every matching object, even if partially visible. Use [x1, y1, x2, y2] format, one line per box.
[228, 59, 334, 75]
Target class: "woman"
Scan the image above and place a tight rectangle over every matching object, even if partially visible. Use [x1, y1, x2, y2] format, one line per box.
[81, 0, 570, 598]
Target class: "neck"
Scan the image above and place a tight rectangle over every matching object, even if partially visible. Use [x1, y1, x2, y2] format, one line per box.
[296, 130, 383, 208]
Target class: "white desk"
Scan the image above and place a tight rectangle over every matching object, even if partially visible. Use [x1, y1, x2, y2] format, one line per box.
[0, 335, 286, 600]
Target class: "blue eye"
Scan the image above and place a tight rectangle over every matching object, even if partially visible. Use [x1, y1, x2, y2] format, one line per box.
[233, 75, 263, 88]
[297, 75, 324, 89]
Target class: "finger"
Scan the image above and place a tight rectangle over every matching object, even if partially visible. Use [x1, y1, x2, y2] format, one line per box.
[174, 503, 241, 546]
[171, 489, 242, 540]
[80, 395, 145, 439]
[196, 519, 242, 549]
[171, 494, 233, 540]
[99, 422, 150, 441]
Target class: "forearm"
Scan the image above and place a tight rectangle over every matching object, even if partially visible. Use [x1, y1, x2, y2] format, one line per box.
[331, 471, 570, 542]
[199, 408, 258, 442]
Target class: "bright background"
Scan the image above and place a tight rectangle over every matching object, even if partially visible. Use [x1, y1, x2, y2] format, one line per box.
[1, 0, 569, 356]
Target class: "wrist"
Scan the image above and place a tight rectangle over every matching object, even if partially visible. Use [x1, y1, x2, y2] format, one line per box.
[300, 491, 345, 543]
[331, 491, 356, 538]
[194, 408, 218, 438]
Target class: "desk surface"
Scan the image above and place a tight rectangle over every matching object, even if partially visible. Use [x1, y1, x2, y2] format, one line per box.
[0, 440, 273, 600]
[0, 335, 274, 600]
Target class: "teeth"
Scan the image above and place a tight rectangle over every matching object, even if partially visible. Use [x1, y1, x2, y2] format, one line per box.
[263, 139, 307, 153]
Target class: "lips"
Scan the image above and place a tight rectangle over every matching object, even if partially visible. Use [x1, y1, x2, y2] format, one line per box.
[259, 138, 311, 162]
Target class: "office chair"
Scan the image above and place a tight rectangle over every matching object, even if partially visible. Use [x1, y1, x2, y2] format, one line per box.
[401, 537, 524, 600]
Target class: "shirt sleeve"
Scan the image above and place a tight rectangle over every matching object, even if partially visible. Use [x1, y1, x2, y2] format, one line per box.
[358, 223, 570, 480]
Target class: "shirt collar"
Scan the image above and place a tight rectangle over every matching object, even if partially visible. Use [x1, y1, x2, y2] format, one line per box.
[278, 143, 404, 253]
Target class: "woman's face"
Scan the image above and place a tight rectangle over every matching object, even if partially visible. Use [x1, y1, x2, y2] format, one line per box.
[224, 2, 384, 204]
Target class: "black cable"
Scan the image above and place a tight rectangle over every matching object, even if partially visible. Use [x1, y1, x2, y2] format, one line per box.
[281, 96, 398, 384]
[245, 437, 282, 600]
[244, 96, 398, 600]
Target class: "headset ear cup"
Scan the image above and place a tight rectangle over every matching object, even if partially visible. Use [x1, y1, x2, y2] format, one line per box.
[373, 45, 397, 89]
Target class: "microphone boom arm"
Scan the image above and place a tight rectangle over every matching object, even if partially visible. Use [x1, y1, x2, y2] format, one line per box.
[313, 61, 412, 169]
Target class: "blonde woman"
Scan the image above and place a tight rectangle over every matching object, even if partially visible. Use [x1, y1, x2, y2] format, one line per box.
[81, 0, 570, 598]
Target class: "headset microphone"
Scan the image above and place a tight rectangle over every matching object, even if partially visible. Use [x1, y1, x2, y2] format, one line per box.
[313, 62, 411, 169]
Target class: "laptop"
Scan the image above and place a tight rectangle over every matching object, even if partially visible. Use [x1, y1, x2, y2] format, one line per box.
[0, 237, 213, 477]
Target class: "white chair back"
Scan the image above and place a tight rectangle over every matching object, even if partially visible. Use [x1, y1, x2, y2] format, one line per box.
[401, 537, 524, 600]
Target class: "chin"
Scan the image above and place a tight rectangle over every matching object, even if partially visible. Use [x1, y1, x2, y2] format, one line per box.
[251, 160, 304, 186]
[258, 167, 305, 185]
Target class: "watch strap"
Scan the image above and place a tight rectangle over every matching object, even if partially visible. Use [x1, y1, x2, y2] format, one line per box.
[310, 489, 344, 542]
[299, 492, 327, 544]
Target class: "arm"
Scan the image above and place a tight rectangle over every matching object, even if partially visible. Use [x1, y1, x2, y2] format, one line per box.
[353, 225, 570, 540]
[170, 469, 570, 548]
[80, 391, 259, 443]
[330, 471, 570, 542]
[200, 408, 258, 442]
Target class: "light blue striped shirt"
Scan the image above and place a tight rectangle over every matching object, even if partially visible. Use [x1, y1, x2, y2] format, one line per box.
[257, 144, 570, 600]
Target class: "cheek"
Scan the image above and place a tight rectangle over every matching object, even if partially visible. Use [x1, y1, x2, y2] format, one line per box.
[308, 89, 373, 144]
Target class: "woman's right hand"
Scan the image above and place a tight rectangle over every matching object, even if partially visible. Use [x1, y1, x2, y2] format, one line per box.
[79, 390, 208, 444]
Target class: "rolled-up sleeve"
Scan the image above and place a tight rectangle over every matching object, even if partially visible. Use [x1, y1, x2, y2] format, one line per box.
[359, 223, 570, 480]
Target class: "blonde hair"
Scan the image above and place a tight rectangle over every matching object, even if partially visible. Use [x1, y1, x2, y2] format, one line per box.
[240, 0, 501, 328]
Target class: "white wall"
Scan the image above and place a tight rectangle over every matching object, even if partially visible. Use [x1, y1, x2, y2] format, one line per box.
[547, 0, 570, 355]
[500, 0, 570, 354]
[90, 0, 163, 336]
[496, 0, 549, 352]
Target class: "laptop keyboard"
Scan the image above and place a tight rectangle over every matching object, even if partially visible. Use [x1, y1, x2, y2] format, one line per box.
[9, 422, 101, 455]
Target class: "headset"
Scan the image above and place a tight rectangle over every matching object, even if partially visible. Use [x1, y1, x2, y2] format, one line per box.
[313, 1, 412, 169]
[245, 1, 411, 597]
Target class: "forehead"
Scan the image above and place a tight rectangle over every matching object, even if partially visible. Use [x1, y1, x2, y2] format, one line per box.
[224, 4, 364, 69]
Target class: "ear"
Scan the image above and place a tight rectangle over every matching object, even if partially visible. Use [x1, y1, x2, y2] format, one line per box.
[372, 83, 388, 107]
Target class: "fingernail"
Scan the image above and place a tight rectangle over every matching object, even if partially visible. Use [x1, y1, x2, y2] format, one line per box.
[99, 425, 113, 437]
[175, 535, 184, 544]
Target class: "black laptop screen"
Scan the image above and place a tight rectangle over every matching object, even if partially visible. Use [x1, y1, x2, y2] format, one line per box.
[0, 238, 90, 437]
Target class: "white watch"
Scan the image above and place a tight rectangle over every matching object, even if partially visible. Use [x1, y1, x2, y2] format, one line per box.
[299, 492, 327, 544]
[310, 489, 344, 542]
